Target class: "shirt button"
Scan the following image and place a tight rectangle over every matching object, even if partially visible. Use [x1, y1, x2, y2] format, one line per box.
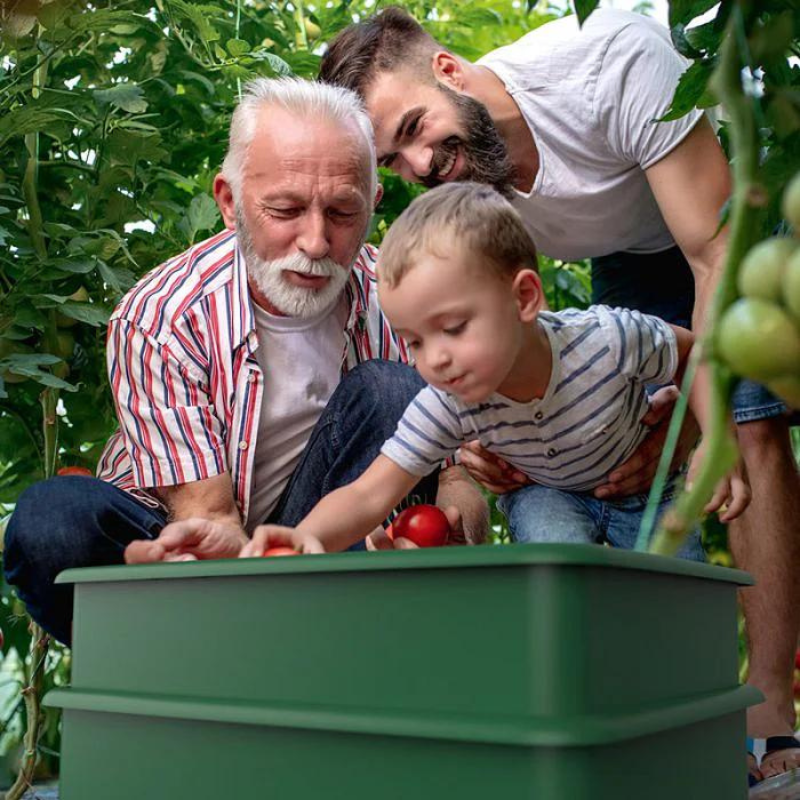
[547, 447, 558, 458]
[534, 411, 544, 421]
[247, 373, 257, 384]
[238, 440, 248, 451]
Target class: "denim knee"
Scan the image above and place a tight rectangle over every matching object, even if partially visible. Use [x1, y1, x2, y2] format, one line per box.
[331, 360, 425, 439]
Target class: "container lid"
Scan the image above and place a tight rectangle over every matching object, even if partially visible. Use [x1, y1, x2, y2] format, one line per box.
[45, 684, 762, 747]
[56, 542, 753, 586]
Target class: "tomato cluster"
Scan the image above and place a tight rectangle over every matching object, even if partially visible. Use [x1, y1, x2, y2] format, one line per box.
[717, 172, 800, 409]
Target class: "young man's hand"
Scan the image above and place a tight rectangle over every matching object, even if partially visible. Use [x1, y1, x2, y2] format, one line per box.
[458, 441, 530, 494]
[124, 518, 248, 564]
[687, 447, 752, 523]
[594, 385, 700, 499]
[239, 524, 325, 557]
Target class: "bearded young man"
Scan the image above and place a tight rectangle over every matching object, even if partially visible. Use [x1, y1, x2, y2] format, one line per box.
[4, 77, 488, 647]
[320, 7, 800, 781]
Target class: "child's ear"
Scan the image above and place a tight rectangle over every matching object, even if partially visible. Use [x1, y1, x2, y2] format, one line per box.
[512, 269, 544, 322]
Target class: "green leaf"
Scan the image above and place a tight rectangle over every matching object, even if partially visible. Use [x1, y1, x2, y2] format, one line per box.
[105, 130, 167, 165]
[250, 49, 293, 77]
[573, 0, 601, 26]
[168, 0, 223, 44]
[657, 59, 716, 122]
[68, 8, 140, 34]
[55, 302, 110, 328]
[93, 84, 149, 114]
[48, 258, 97, 275]
[177, 193, 220, 244]
[669, 0, 721, 29]
[226, 38, 250, 57]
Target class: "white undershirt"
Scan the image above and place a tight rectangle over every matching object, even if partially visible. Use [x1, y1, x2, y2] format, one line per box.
[247, 297, 347, 530]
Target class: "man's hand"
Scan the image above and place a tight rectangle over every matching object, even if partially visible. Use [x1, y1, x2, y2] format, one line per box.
[458, 441, 531, 495]
[124, 518, 248, 564]
[365, 505, 467, 550]
[687, 447, 751, 523]
[593, 385, 700, 499]
[239, 524, 326, 557]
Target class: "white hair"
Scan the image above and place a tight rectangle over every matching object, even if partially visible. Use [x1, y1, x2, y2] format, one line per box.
[222, 77, 377, 203]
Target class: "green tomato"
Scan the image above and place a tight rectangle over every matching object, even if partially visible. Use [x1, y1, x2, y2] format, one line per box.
[782, 172, 800, 231]
[738, 237, 797, 303]
[716, 298, 800, 382]
[0, 339, 34, 384]
[767, 376, 800, 410]
[304, 19, 321, 40]
[783, 250, 800, 323]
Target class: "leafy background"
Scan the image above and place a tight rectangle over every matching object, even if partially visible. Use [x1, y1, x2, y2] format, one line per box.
[0, 0, 797, 785]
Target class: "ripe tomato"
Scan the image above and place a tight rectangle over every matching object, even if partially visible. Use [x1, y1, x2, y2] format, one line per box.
[262, 546, 299, 557]
[57, 466, 93, 477]
[391, 504, 450, 548]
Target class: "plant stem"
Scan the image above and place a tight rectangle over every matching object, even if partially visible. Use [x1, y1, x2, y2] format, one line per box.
[649, 4, 762, 555]
[5, 624, 50, 800]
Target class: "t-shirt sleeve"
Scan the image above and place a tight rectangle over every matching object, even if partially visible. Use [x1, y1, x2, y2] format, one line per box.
[595, 20, 703, 169]
[380, 386, 465, 477]
[605, 306, 678, 385]
[107, 317, 228, 488]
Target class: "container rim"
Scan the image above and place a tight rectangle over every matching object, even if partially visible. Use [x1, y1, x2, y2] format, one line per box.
[45, 684, 762, 747]
[56, 542, 753, 586]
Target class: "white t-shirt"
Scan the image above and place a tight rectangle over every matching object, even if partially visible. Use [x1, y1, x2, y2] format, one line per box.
[247, 298, 348, 529]
[478, 9, 703, 262]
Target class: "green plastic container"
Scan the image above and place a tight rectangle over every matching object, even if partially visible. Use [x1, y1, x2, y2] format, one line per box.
[46, 544, 760, 799]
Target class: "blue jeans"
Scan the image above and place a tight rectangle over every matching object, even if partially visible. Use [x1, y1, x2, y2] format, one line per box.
[592, 246, 786, 423]
[4, 360, 435, 645]
[498, 478, 705, 561]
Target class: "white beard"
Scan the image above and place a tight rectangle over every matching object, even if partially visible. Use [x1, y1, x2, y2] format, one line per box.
[237, 210, 352, 319]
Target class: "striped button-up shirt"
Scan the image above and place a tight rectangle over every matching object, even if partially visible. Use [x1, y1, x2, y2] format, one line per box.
[98, 230, 410, 525]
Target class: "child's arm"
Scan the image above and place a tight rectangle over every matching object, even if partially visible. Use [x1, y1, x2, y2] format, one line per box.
[668, 323, 751, 522]
[241, 455, 421, 556]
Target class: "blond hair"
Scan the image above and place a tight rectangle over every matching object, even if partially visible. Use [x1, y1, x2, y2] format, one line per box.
[378, 183, 539, 288]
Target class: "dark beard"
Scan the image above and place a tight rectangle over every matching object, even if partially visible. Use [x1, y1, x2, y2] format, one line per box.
[421, 84, 516, 198]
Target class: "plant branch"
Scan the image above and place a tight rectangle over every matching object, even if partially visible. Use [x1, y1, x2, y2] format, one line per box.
[649, 4, 762, 555]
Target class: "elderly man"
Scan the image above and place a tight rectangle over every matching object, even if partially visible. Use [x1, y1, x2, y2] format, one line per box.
[320, 7, 800, 779]
[4, 77, 487, 646]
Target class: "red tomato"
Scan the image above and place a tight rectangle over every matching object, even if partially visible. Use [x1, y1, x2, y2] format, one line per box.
[262, 547, 300, 557]
[57, 466, 93, 477]
[391, 505, 450, 548]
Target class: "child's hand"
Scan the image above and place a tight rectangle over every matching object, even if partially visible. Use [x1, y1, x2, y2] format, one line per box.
[687, 449, 751, 523]
[239, 524, 326, 557]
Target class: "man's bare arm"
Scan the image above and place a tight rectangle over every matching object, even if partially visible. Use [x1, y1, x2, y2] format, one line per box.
[645, 116, 731, 334]
[436, 465, 489, 545]
[125, 473, 248, 563]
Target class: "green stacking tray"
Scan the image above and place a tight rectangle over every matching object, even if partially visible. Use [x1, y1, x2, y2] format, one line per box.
[46, 543, 760, 799]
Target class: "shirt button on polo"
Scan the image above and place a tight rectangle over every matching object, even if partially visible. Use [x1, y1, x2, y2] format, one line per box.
[238, 440, 248, 451]
[534, 411, 544, 421]
[547, 447, 558, 458]
[247, 373, 257, 384]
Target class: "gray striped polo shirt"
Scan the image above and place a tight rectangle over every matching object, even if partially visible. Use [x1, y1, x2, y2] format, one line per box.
[381, 305, 678, 492]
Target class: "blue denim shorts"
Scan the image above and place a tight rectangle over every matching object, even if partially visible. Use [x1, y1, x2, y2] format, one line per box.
[497, 476, 704, 561]
[592, 246, 786, 424]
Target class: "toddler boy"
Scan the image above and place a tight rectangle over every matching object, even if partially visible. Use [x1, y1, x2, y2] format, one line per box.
[242, 183, 748, 557]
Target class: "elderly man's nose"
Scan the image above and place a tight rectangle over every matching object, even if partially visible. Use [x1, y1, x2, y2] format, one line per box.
[296, 213, 330, 260]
